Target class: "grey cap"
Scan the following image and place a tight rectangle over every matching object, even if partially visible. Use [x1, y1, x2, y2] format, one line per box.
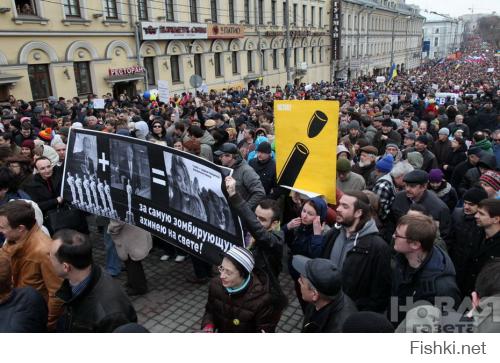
[292, 256, 342, 297]
[403, 169, 429, 184]
[214, 142, 239, 156]
[404, 132, 416, 141]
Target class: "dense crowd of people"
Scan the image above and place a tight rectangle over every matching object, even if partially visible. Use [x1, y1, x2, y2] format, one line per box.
[0, 36, 499, 333]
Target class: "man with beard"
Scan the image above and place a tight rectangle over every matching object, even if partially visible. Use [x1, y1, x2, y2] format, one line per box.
[249, 141, 277, 197]
[352, 146, 377, 189]
[321, 191, 391, 313]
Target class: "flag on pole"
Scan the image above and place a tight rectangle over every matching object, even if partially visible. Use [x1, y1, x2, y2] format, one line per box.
[387, 63, 397, 83]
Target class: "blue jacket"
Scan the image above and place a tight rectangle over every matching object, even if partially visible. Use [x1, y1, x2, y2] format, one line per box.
[494, 144, 500, 170]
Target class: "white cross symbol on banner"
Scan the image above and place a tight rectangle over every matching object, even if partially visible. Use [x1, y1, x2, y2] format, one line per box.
[98, 152, 110, 172]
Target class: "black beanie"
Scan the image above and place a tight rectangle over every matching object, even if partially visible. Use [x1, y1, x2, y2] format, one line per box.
[342, 312, 395, 333]
[463, 187, 488, 205]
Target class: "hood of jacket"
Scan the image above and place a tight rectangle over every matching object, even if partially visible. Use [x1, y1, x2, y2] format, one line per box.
[310, 196, 328, 224]
[418, 246, 456, 280]
[478, 153, 497, 170]
[475, 138, 493, 152]
[200, 130, 216, 146]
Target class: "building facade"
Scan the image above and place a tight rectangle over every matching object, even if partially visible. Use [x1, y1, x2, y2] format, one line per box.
[333, 0, 424, 79]
[0, 0, 331, 102]
[422, 13, 465, 60]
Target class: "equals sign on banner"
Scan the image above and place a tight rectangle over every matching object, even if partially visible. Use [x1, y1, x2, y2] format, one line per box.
[152, 168, 167, 186]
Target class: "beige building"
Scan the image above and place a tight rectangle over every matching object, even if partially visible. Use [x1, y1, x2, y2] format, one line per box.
[0, 0, 332, 102]
[333, 0, 425, 79]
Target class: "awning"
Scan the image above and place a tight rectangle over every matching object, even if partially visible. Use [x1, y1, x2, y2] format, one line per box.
[0, 73, 23, 85]
[104, 73, 145, 84]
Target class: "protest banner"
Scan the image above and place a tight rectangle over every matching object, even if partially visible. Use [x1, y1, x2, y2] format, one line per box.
[435, 92, 459, 105]
[93, 99, 105, 109]
[61, 129, 244, 265]
[274, 100, 339, 203]
[157, 81, 170, 102]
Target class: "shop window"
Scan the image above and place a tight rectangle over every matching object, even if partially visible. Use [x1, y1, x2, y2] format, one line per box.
[74, 62, 93, 96]
[15, 0, 38, 16]
[28, 64, 52, 101]
[143, 57, 155, 86]
[105, 0, 118, 19]
[194, 54, 203, 78]
[63, 0, 81, 18]
[214, 53, 222, 77]
[170, 55, 180, 83]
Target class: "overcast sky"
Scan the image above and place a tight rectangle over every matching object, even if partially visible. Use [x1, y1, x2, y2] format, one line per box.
[406, 0, 500, 18]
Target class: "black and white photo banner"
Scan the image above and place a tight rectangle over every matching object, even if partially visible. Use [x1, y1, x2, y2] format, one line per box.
[61, 129, 244, 265]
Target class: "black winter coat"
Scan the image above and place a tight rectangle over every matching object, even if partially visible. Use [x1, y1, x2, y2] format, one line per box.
[0, 287, 48, 332]
[373, 130, 402, 155]
[229, 193, 283, 279]
[202, 273, 277, 332]
[321, 226, 392, 313]
[302, 293, 358, 333]
[462, 232, 500, 296]
[448, 209, 485, 295]
[23, 165, 63, 215]
[450, 159, 475, 193]
[391, 246, 461, 324]
[443, 145, 467, 181]
[433, 139, 452, 168]
[56, 265, 137, 332]
[249, 157, 277, 197]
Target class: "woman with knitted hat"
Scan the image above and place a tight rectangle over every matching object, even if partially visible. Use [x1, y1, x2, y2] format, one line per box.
[428, 168, 458, 211]
[201, 246, 279, 332]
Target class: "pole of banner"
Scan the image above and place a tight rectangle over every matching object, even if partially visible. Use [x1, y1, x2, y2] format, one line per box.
[285, 0, 291, 84]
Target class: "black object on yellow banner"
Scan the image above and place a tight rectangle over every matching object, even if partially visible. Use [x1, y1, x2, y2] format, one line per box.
[274, 100, 339, 203]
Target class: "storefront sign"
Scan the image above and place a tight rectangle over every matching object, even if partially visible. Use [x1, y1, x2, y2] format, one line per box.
[108, 66, 145, 77]
[141, 22, 208, 40]
[331, 1, 341, 60]
[208, 24, 244, 39]
[265, 30, 327, 37]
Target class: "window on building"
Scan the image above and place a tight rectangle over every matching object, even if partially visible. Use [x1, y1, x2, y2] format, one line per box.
[171, 55, 180, 83]
[435, 28, 439, 34]
[434, 37, 438, 46]
[311, 6, 315, 26]
[211, 0, 217, 23]
[319, 7, 322, 27]
[15, 0, 38, 16]
[137, 0, 148, 20]
[165, 0, 174, 21]
[258, 0, 264, 25]
[302, 5, 306, 26]
[293, 4, 297, 25]
[348, 15, 351, 30]
[104, 0, 117, 18]
[271, 1, 276, 25]
[229, 0, 235, 24]
[273, 49, 278, 69]
[214, 53, 222, 77]
[244, 0, 250, 24]
[190, 0, 198, 23]
[303, 47, 306, 63]
[311, 47, 315, 64]
[283, 2, 287, 26]
[232, 52, 238, 74]
[294, 48, 299, 66]
[63, 0, 81, 17]
[143, 57, 155, 86]
[319, 47, 323, 63]
[194, 53, 202, 78]
[247, 51, 253, 73]
[73, 62, 92, 95]
[28, 64, 52, 101]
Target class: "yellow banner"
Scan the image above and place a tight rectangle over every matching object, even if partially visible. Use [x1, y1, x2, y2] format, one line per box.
[274, 100, 339, 203]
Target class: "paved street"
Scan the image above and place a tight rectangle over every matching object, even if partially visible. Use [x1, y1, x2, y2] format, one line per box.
[92, 228, 304, 333]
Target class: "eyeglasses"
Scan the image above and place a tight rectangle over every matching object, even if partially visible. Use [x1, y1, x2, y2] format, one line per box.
[218, 265, 235, 276]
[393, 233, 409, 240]
[153, 125, 162, 128]
[494, 139, 500, 142]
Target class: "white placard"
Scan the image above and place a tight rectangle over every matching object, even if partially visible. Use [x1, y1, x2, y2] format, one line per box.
[432, 83, 439, 90]
[390, 95, 399, 104]
[487, 67, 494, 73]
[304, 84, 313, 91]
[157, 81, 170, 103]
[376, 76, 386, 83]
[93, 99, 105, 109]
[197, 83, 209, 94]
